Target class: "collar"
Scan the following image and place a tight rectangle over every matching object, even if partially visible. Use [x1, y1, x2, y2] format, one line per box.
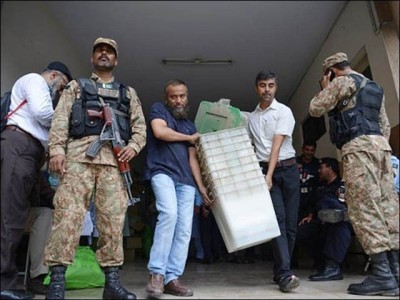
[256, 98, 278, 112]
[90, 72, 115, 84]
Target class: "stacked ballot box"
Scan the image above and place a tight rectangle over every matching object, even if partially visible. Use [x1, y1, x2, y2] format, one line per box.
[194, 100, 247, 134]
[197, 127, 280, 253]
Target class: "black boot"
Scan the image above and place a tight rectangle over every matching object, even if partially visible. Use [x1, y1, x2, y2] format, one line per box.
[102, 266, 136, 299]
[387, 250, 399, 287]
[45, 265, 66, 300]
[347, 252, 399, 296]
[309, 259, 343, 281]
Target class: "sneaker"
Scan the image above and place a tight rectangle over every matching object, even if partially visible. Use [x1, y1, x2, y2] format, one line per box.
[26, 274, 48, 295]
[318, 209, 349, 223]
[279, 275, 300, 292]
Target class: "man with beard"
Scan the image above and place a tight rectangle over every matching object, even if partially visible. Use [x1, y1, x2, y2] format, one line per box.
[43, 37, 146, 299]
[144, 79, 211, 298]
[247, 70, 300, 293]
[1, 61, 72, 300]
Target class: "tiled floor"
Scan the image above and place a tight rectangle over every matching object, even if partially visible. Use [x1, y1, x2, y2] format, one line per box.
[23, 256, 393, 299]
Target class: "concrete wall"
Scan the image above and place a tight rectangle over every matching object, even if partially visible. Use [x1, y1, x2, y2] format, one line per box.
[290, 1, 399, 159]
[1, 1, 88, 93]
[2, 1, 397, 159]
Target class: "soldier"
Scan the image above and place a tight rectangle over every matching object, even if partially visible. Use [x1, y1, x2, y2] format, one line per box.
[309, 52, 399, 296]
[44, 37, 146, 299]
[1, 61, 72, 300]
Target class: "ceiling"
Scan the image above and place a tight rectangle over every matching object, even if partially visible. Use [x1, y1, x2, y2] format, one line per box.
[45, 1, 347, 121]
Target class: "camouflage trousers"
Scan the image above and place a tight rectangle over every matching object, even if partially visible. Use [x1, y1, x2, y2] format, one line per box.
[343, 150, 399, 255]
[44, 162, 128, 267]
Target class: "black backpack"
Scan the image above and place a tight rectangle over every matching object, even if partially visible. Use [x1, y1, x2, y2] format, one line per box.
[0, 91, 26, 132]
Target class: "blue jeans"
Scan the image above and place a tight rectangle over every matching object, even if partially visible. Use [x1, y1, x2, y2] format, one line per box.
[147, 174, 195, 284]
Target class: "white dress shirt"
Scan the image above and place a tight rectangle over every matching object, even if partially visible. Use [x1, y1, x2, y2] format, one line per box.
[7, 73, 54, 146]
[247, 98, 296, 162]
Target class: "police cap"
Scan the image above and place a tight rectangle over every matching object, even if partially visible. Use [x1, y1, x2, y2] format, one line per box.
[46, 61, 73, 82]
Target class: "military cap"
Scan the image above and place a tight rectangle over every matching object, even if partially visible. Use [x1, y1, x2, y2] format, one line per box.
[93, 37, 118, 57]
[322, 52, 348, 73]
[46, 61, 73, 82]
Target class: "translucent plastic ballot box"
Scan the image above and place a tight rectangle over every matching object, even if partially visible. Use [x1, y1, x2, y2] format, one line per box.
[196, 127, 281, 253]
[194, 100, 247, 134]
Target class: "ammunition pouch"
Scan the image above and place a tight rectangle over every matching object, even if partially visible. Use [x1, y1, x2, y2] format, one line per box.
[69, 78, 131, 142]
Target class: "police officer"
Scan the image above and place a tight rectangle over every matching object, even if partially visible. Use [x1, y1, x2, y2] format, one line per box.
[296, 140, 320, 221]
[297, 157, 353, 282]
[309, 52, 399, 296]
[44, 37, 146, 299]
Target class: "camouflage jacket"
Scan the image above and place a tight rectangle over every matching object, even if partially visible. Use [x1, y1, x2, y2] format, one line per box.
[48, 73, 146, 166]
[309, 71, 391, 157]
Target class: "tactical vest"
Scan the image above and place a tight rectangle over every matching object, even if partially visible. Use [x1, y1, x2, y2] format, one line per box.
[328, 74, 383, 149]
[69, 78, 131, 142]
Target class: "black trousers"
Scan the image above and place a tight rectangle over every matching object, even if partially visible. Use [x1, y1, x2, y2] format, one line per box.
[297, 194, 353, 266]
[264, 164, 300, 281]
[1, 129, 44, 290]
[297, 219, 353, 266]
[200, 209, 224, 262]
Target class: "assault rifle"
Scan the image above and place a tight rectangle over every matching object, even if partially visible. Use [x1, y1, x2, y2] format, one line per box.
[86, 105, 139, 206]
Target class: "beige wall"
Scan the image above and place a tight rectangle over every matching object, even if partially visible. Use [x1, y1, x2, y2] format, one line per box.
[289, 1, 399, 160]
[2, 1, 398, 158]
[1, 1, 88, 93]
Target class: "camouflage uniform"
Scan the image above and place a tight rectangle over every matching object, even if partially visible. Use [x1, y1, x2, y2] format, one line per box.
[309, 72, 399, 255]
[44, 73, 146, 266]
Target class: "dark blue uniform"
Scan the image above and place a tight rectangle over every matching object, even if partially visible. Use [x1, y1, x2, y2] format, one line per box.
[297, 177, 353, 268]
[296, 156, 319, 221]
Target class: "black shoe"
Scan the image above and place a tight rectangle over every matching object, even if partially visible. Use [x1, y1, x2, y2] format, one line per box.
[46, 265, 66, 300]
[348, 252, 399, 296]
[318, 208, 349, 223]
[278, 275, 300, 292]
[27, 274, 48, 295]
[312, 261, 325, 273]
[309, 260, 343, 281]
[348, 276, 399, 296]
[0, 290, 34, 299]
[103, 266, 136, 299]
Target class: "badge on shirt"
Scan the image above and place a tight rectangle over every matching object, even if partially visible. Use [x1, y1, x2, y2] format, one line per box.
[98, 88, 119, 98]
